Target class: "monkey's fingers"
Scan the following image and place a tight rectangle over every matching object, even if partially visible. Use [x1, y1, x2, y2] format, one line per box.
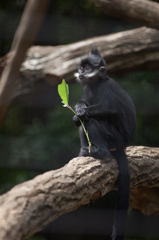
[72, 115, 81, 127]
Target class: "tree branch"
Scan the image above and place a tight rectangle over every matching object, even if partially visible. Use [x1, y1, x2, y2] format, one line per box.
[89, 0, 159, 30]
[1, 27, 159, 105]
[0, 146, 159, 240]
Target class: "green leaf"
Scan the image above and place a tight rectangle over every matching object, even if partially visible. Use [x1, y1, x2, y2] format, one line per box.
[58, 79, 69, 105]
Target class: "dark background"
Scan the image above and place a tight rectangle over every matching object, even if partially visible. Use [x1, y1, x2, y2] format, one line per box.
[0, 1, 159, 240]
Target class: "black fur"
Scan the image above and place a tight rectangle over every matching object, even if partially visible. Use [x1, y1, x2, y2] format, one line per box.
[73, 47, 136, 240]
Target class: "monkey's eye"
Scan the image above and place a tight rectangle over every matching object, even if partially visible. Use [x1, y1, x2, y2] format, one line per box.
[85, 66, 90, 70]
[85, 66, 92, 73]
[80, 66, 84, 71]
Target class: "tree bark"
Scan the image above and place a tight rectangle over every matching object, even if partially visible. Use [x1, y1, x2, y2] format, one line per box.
[0, 146, 159, 240]
[0, 0, 50, 125]
[89, 0, 159, 30]
[1, 27, 158, 105]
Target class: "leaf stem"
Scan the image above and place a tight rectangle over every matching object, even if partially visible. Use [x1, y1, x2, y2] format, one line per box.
[67, 104, 91, 153]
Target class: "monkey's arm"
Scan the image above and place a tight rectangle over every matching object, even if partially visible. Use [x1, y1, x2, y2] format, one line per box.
[87, 104, 117, 117]
[73, 102, 119, 126]
[86, 104, 119, 124]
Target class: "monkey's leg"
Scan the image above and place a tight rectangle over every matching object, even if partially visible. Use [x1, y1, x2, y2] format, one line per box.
[79, 125, 90, 157]
[79, 121, 110, 159]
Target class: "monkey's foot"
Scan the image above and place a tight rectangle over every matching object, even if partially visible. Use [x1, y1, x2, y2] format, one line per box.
[79, 147, 90, 157]
[90, 145, 102, 158]
[79, 145, 110, 159]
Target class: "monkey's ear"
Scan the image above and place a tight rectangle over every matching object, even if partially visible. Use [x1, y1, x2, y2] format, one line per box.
[99, 66, 106, 77]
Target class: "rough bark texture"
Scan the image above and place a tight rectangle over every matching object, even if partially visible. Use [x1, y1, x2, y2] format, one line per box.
[1, 27, 158, 105]
[0, 146, 159, 240]
[0, 0, 50, 125]
[89, 0, 159, 30]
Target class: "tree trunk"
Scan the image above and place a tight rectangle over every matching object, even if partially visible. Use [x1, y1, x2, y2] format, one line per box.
[0, 146, 159, 240]
[89, 0, 159, 30]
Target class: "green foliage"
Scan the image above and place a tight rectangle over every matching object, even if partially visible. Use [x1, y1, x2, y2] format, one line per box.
[28, 236, 45, 240]
[0, 109, 79, 170]
[0, 168, 39, 195]
[0, 106, 23, 135]
[49, 0, 103, 17]
[80, 0, 92, 9]
[115, 71, 159, 147]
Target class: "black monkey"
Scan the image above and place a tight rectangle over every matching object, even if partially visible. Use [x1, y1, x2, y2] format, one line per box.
[73, 47, 136, 240]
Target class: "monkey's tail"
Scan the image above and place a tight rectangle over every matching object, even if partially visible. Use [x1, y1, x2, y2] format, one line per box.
[111, 149, 130, 240]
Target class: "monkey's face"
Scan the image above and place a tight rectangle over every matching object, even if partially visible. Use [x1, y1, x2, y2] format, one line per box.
[74, 64, 98, 85]
[79, 64, 95, 81]
[74, 64, 106, 85]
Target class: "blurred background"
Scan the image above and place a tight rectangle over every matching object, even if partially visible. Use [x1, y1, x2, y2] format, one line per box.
[0, 0, 159, 239]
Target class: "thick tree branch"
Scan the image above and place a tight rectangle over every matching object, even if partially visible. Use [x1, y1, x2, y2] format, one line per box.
[0, 0, 50, 125]
[89, 0, 159, 30]
[1, 27, 158, 105]
[0, 146, 159, 240]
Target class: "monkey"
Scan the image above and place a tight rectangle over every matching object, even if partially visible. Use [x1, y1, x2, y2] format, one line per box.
[73, 47, 136, 240]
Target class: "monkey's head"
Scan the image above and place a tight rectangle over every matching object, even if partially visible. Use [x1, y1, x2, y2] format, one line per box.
[74, 47, 106, 85]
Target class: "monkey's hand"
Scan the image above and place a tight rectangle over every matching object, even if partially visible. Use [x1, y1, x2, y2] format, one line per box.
[74, 101, 89, 121]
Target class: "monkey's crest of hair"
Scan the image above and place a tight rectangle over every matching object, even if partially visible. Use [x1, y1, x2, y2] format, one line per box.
[80, 46, 106, 69]
[89, 46, 106, 68]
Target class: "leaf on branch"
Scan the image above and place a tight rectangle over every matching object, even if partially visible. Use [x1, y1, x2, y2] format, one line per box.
[58, 79, 69, 107]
